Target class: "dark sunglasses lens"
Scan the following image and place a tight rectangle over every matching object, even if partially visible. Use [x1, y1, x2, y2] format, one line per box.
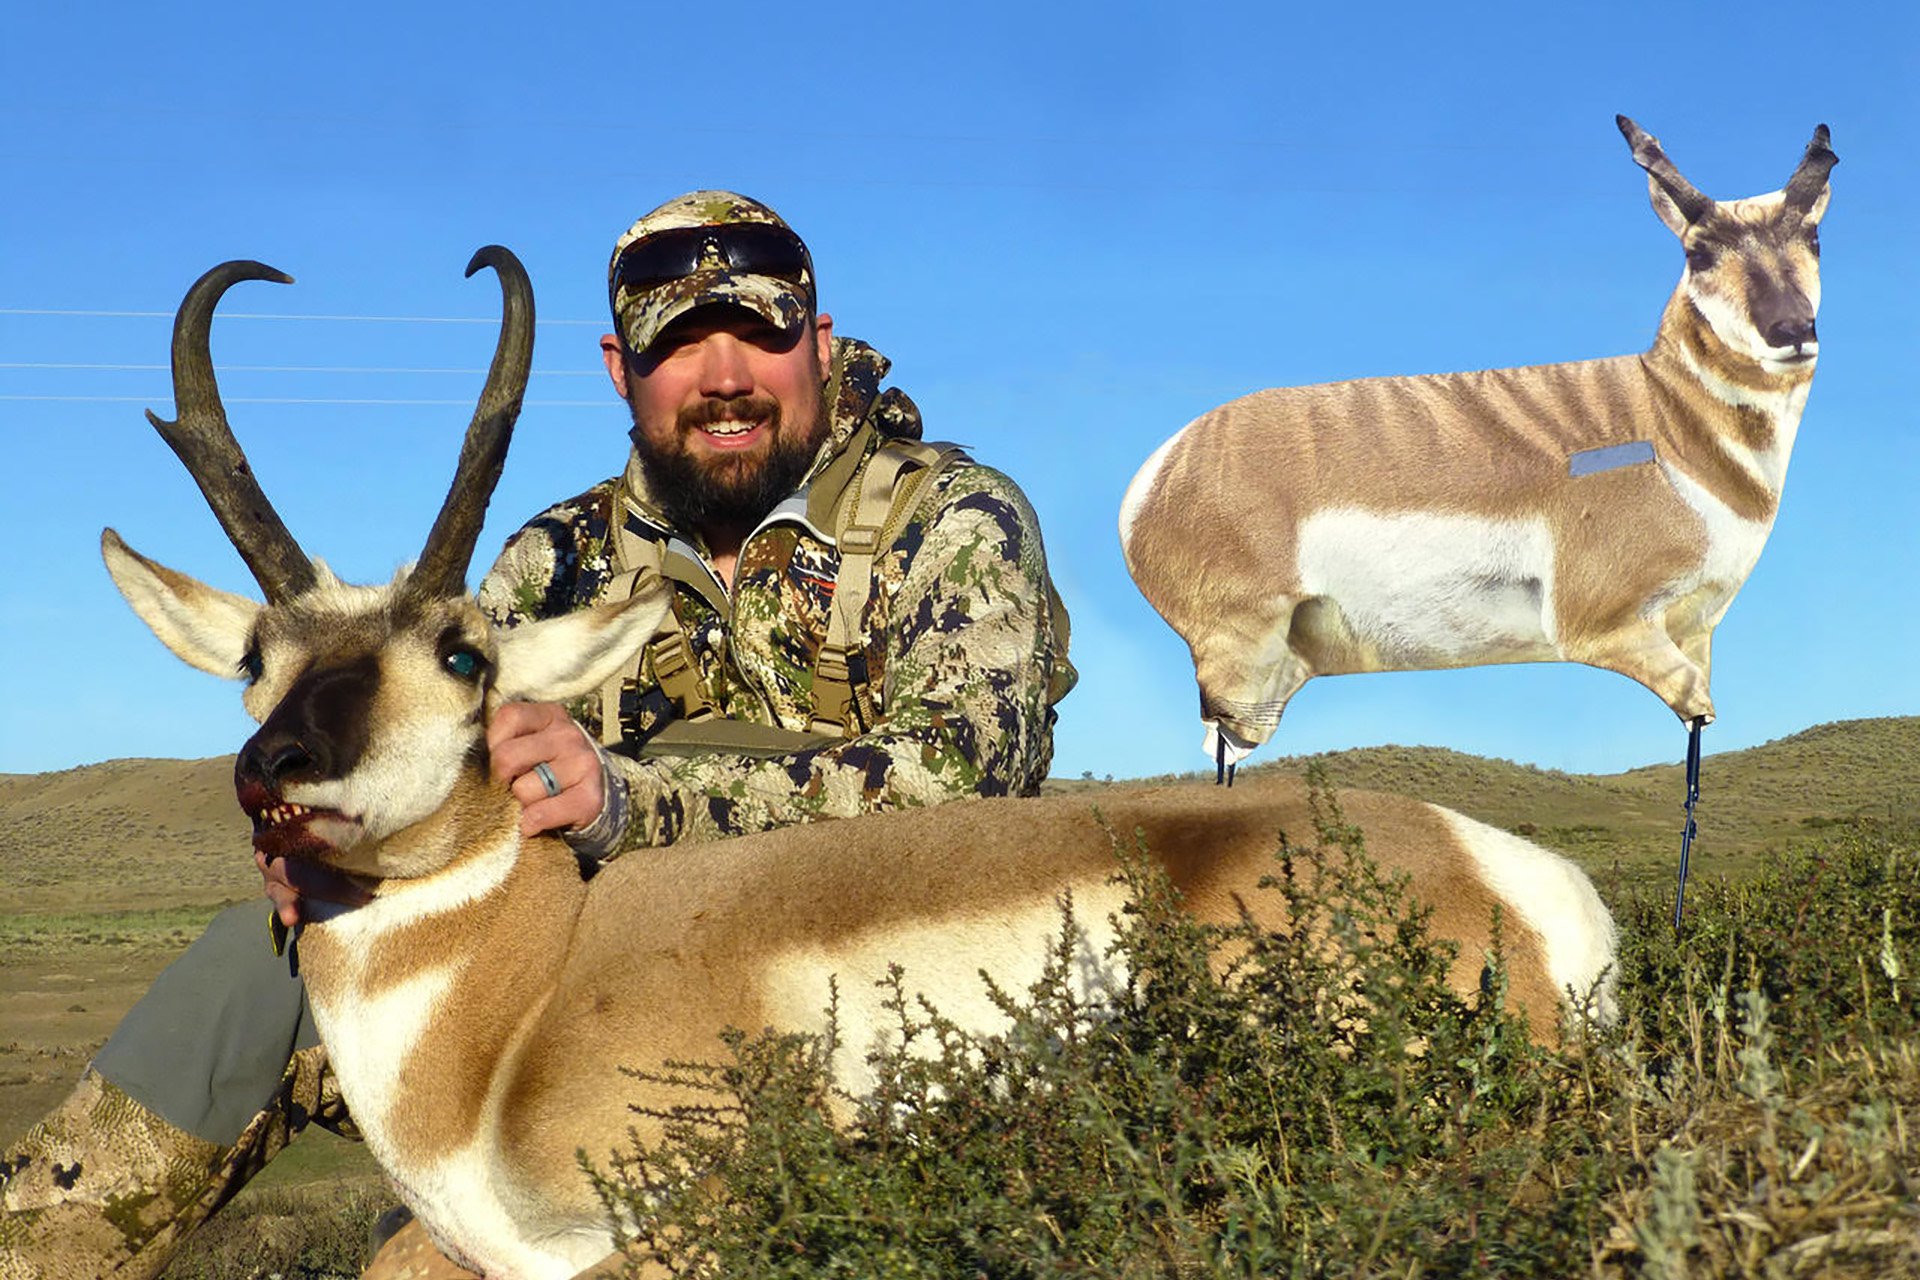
[718, 225, 809, 281]
[616, 230, 707, 293]
[617, 225, 810, 294]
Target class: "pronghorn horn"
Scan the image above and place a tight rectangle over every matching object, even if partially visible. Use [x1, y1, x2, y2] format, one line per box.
[409, 246, 535, 599]
[1783, 124, 1837, 212]
[145, 261, 318, 603]
[1616, 114, 1714, 225]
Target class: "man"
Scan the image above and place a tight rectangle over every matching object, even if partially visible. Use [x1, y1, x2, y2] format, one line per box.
[0, 191, 1074, 1280]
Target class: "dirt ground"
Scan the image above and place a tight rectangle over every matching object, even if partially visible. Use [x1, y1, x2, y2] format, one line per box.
[0, 757, 381, 1184]
[0, 939, 174, 1143]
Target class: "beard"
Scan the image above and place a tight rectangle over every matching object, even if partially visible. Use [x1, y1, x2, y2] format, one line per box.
[628, 389, 825, 536]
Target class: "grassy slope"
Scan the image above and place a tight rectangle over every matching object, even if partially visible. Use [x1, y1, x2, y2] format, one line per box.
[1048, 715, 1920, 885]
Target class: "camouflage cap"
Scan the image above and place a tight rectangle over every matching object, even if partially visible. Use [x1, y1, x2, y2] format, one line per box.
[608, 191, 816, 357]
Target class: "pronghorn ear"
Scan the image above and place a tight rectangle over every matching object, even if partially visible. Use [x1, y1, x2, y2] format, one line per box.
[101, 528, 260, 678]
[1801, 182, 1832, 226]
[492, 579, 675, 704]
[1645, 174, 1693, 237]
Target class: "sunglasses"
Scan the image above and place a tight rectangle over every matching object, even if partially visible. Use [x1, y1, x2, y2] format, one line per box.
[613, 223, 813, 297]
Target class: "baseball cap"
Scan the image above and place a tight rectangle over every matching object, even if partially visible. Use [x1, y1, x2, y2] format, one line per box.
[608, 190, 815, 357]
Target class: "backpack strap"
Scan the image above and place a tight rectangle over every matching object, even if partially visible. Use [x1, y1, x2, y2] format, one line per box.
[594, 482, 728, 745]
[637, 717, 840, 760]
[809, 437, 969, 736]
[596, 435, 994, 751]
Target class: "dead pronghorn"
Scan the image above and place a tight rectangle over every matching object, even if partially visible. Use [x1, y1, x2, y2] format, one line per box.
[105, 252, 1617, 1280]
[1119, 116, 1835, 915]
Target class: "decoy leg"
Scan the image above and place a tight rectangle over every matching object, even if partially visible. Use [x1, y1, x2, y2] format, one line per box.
[1671, 716, 1705, 931]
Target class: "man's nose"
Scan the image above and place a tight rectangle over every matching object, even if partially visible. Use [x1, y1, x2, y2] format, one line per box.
[696, 334, 754, 398]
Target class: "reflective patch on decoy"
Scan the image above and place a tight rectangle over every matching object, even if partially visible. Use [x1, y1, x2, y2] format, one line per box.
[1569, 440, 1657, 477]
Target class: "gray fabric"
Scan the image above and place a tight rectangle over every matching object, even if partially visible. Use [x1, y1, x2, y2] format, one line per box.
[1568, 439, 1657, 476]
[92, 902, 318, 1146]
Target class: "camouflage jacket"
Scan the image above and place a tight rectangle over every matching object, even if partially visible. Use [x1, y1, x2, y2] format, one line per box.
[476, 337, 1075, 852]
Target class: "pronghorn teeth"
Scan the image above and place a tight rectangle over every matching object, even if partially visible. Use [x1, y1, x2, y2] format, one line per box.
[261, 803, 314, 826]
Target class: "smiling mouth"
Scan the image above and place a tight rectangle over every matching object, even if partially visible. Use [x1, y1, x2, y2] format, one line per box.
[694, 418, 768, 446]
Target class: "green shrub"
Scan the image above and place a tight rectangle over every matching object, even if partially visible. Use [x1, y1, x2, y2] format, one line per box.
[583, 779, 1919, 1278]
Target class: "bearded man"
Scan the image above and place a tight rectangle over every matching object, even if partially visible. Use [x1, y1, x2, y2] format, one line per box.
[1, 191, 1074, 1280]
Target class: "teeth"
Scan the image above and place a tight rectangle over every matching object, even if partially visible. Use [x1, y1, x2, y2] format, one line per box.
[262, 803, 313, 827]
[701, 420, 759, 437]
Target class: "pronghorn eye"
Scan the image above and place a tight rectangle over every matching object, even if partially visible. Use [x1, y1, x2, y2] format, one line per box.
[1807, 228, 1820, 258]
[443, 647, 486, 682]
[238, 650, 264, 683]
[1685, 244, 1718, 273]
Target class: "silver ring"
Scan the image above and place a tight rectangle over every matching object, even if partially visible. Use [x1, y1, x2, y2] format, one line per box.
[531, 761, 562, 798]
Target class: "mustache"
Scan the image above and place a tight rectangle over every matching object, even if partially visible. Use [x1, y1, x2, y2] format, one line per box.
[678, 394, 782, 433]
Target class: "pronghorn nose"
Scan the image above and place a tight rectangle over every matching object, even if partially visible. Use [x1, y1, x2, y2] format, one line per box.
[233, 654, 377, 793]
[1765, 317, 1816, 349]
[236, 731, 321, 791]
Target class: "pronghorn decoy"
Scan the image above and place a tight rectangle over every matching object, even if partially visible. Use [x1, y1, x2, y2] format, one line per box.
[105, 254, 1616, 1279]
[1119, 116, 1835, 921]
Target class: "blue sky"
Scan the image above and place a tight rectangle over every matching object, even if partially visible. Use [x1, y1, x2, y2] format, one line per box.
[2, 1, 1914, 783]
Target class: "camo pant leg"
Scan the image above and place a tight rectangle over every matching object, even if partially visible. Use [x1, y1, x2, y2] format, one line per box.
[0, 1045, 344, 1280]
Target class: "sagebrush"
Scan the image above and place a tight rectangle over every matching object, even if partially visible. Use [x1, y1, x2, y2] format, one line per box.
[578, 780, 1918, 1278]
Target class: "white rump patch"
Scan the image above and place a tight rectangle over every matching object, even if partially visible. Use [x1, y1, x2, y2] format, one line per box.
[1434, 807, 1618, 1020]
[1297, 509, 1560, 664]
[1118, 427, 1186, 554]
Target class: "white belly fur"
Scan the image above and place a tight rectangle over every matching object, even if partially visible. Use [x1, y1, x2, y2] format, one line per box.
[1297, 508, 1561, 665]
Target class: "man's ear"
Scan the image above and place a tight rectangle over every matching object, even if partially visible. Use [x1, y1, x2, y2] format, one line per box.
[601, 334, 630, 397]
[813, 312, 833, 372]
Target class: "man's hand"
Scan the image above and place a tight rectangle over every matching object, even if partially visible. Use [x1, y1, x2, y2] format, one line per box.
[487, 701, 606, 837]
[258, 850, 373, 929]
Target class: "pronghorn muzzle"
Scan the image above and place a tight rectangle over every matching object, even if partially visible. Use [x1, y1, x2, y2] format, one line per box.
[1751, 277, 1817, 356]
[235, 654, 379, 857]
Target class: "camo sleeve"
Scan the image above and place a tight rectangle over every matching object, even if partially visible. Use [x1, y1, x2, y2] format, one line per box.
[475, 482, 619, 632]
[609, 465, 1068, 848]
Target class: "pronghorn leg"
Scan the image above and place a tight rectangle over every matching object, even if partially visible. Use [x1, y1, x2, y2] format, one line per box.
[1192, 604, 1312, 780]
[1672, 716, 1706, 931]
[1581, 619, 1717, 724]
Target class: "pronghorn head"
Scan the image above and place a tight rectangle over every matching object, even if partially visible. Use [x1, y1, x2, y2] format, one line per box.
[1618, 115, 1836, 375]
[102, 251, 669, 878]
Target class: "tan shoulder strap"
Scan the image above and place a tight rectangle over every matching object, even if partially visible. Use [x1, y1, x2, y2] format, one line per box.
[598, 486, 723, 744]
[637, 717, 839, 760]
[809, 438, 968, 736]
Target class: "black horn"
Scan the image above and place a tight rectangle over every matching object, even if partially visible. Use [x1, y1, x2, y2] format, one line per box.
[146, 261, 318, 602]
[408, 246, 535, 599]
[1617, 114, 1715, 225]
[1783, 124, 1837, 212]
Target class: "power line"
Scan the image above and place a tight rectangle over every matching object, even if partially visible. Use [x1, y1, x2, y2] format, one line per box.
[1, 362, 602, 376]
[0, 308, 603, 325]
[0, 395, 610, 406]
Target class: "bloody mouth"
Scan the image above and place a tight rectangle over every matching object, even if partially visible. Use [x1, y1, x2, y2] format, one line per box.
[237, 780, 346, 861]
